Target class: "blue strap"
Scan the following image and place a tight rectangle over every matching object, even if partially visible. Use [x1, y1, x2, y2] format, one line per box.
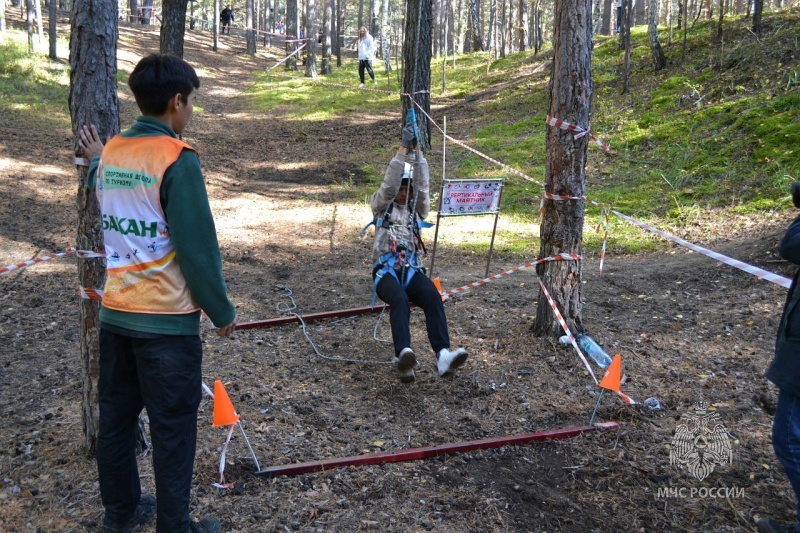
[371, 252, 422, 306]
[359, 218, 392, 239]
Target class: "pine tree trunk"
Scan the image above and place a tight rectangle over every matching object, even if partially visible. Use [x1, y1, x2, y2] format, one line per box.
[467, 0, 482, 50]
[304, 0, 317, 76]
[649, 0, 666, 69]
[285, 0, 297, 69]
[160, 0, 189, 56]
[48, 0, 56, 59]
[247, 0, 256, 54]
[321, 0, 333, 73]
[69, 0, 119, 456]
[402, 0, 432, 149]
[533, 0, 592, 338]
[380, 0, 391, 72]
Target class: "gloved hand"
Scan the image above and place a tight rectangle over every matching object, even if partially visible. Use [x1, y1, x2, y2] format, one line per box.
[401, 121, 417, 149]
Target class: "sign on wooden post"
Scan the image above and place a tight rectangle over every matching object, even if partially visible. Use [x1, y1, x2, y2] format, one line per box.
[428, 178, 505, 278]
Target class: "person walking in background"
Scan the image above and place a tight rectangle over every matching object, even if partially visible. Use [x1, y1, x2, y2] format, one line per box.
[355, 27, 376, 88]
[77, 53, 236, 533]
[364, 118, 468, 383]
[220, 5, 233, 35]
[758, 208, 800, 533]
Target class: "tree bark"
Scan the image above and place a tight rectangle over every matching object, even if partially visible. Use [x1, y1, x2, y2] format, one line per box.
[285, 0, 298, 69]
[35, 0, 44, 43]
[622, 0, 631, 92]
[1, 0, 6, 31]
[141, 0, 153, 24]
[321, 0, 333, 73]
[600, 0, 612, 34]
[380, 0, 391, 74]
[402, 0, 432, 150]
[752, 0, 762, 35]
[247, 0, 256, 54]
[304, 0, 317, 76]
[48, 0, 57, 58]
[633, 0, 645, 24]
[69, 0, 119, 456]
[467, 0, 482, 50]
[213, 0, 218, 51]
[648, 0, 666, 69]
[26, 0, 34, 53]
[160, 0, 189, 56]
[533, 0, 592, 338]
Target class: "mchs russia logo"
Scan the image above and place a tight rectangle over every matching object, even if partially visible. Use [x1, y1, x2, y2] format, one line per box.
[670, 402, 732, 481]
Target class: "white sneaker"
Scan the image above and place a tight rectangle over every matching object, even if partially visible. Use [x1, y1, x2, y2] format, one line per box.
[437, 347, 468, 377]
[392, 347, 417, 383]
[373, 78, 377, 85]
[359, 83, 365, 88]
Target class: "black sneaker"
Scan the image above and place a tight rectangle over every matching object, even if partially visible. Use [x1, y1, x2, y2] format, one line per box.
[190, 517, 222, 533]
[102, 494, 156, 533]
[757, 517, 798, 533]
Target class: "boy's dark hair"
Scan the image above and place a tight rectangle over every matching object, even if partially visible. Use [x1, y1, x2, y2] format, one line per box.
[128, 54, 200, 116]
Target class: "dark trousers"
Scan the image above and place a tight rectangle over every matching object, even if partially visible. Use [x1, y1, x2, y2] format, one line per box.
[358, 59, 375, 83]
[97, 328, 203, 532]
[773, 389, 800, 529]
[376, 270, 449, 357]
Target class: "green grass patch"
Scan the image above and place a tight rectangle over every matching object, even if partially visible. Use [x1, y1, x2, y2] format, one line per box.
[0, 34, 70, 124]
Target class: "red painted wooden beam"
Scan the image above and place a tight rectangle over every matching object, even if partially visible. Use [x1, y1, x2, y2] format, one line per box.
[235, 304, 390, 330]
[254, 421, 619, 478]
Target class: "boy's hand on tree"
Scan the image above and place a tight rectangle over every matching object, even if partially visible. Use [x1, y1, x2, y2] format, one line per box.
[78, 124, 105, 160]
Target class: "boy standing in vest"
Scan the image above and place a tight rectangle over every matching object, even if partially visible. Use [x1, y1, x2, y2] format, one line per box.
[78, 54, 235, 533]
[369, 117, 467, 383]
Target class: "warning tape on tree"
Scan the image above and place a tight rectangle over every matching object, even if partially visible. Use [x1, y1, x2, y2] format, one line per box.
[1, 247, 76, 276]
[546, 115, 610, 152]
[537, 277, 598, 384]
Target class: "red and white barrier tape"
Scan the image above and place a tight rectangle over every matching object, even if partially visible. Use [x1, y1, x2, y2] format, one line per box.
[80, 287, 104, 300]
[74, 157, 90, 167]
[1, 247, 76, 276]
[76, 249, 107, 258]
[546, 116, 610, 152]
[615, 389, 637, 405]
[440, 253, 581, 301]
[611, 209, 792, 288]
[266, 42, 307, 72]
[537, 278, 598, 384]
[596, 208, 610, 276]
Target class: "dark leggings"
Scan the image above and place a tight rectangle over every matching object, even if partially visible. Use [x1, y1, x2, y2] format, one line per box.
[376, 270, 450, 357]
[359, 60, 375, 83]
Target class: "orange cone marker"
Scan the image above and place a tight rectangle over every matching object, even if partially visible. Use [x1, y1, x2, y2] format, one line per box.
[433, 277, 444, 300]
[212, 380, 240, 427]
[599, 354, 622, 393]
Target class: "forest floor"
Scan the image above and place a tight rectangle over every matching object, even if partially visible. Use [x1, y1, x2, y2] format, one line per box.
[1, 15, 800, 533]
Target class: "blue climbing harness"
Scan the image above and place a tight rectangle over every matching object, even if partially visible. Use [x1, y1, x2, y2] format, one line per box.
[364, 202, 433, 307]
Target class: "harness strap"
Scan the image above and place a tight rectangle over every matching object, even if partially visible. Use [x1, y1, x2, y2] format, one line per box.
[371, 252, 422, 307]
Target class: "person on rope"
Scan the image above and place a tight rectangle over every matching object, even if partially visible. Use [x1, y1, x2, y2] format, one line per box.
[77, 54, 235, 533]
[354, 27, 376, 88]
[759, 209, 800, 533]
[366, 115, 468, 383]
[220, 5, 233, 35]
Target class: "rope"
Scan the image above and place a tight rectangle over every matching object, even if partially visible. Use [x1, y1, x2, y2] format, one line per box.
[275, 284, 393, 365]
